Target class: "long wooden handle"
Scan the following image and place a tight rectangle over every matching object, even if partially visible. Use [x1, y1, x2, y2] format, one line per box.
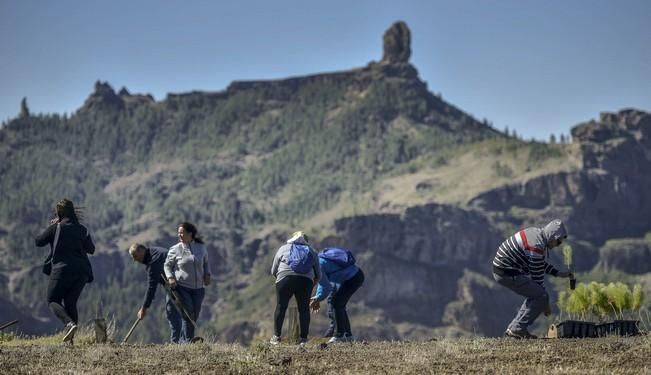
[0, 320, 18, 331]
[161, 273, 199, 329]
[122, 318, 141, 343]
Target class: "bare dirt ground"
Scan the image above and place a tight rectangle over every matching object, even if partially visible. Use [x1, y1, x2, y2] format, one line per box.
[1, 336, 649, 374]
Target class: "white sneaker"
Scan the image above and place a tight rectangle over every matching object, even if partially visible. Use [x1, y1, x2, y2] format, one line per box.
[269, 335, 281, 345]
[328, 335, 345, 343]
[63, 323, 77, 342]
[505, 328, 537, 339]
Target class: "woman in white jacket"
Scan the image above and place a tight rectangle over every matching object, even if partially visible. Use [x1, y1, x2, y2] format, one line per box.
[164, 222, 211, 343]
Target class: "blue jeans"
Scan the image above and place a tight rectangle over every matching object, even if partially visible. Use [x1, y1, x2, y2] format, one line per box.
[175, 285, 205, 343]
[165, 295, 182, 343]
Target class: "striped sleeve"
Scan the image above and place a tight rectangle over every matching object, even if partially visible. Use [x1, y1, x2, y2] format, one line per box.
[544, 262, 559, 276]
[529, 257, 546, 285]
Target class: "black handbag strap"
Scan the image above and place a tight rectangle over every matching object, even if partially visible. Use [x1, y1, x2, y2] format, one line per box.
[49, 223, 61, 264]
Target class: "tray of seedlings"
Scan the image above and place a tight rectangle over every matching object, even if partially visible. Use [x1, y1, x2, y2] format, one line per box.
[547, 246, 645, 339]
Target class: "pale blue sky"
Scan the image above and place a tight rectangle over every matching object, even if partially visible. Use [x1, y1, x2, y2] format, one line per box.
[1, 0, 649, 140]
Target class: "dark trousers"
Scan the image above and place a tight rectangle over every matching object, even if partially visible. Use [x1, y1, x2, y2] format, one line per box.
[493, 272, 549, 333]
[325, 293, 336, 336]
[175, 285, 205, 343]
[46, 273, 88, 326]
[332, 269, 364, 337]
[274, 275, 313, 339]
[165, 295, 182, 343]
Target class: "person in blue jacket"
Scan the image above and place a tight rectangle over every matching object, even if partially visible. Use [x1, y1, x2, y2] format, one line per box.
[128, 243, 182, 343]
[310, 247, 364, 343]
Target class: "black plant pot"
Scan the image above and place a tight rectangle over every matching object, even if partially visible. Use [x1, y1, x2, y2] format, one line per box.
[548, 320, 596, 338]
[596, 320, 640, 337]
[551, 319, 641, 338]
[595, 322, 612, 337]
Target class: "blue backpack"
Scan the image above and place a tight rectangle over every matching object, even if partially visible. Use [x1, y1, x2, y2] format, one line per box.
[319, 247, 356, 268]
[288, 243, 315, 274]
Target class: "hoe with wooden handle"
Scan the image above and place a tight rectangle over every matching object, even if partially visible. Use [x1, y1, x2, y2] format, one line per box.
[0, 320, 18, 331]
[122, 317, 141, 344]
[161, 274, 204, 343]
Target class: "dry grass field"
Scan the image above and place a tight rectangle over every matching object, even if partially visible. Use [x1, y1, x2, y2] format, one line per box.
[1, 333, 649, 374]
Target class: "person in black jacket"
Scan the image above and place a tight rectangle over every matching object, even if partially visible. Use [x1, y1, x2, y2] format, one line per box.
[35, 199, 95, 343]
[128, 243, 182, 343]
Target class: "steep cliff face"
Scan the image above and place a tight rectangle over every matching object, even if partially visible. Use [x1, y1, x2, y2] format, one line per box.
[326, 203, 504, 326]
[597, 237, 651, 275]
[470, 109, 651, 245]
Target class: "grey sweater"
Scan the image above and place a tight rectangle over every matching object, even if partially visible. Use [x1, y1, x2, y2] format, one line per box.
[164, 241, 211, 289]
[271, 241, 321, 283]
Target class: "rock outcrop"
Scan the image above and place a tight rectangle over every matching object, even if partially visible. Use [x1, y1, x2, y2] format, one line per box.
[571, 109, 651, 144]
[80, 81, 125, 112]
[382, 21, 411, 64]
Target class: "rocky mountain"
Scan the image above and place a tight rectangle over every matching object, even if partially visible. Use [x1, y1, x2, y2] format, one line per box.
[0, 22, 649, 342]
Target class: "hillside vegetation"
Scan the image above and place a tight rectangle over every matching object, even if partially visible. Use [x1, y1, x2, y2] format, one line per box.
[1, 22, 651, 344]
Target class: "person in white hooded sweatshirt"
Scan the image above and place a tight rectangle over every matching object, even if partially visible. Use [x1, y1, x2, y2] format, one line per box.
[492, 219, 574, 338]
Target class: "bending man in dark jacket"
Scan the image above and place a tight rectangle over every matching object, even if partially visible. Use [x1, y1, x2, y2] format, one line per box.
[492, 219, 574, 339]
[128, 243, 182, 343]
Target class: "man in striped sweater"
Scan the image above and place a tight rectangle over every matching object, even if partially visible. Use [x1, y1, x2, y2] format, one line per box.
[492, 219, 574, 338]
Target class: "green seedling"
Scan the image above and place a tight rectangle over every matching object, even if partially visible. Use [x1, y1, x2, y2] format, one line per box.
[562, 245, 573, 268]
[559, 281, 645, 321]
